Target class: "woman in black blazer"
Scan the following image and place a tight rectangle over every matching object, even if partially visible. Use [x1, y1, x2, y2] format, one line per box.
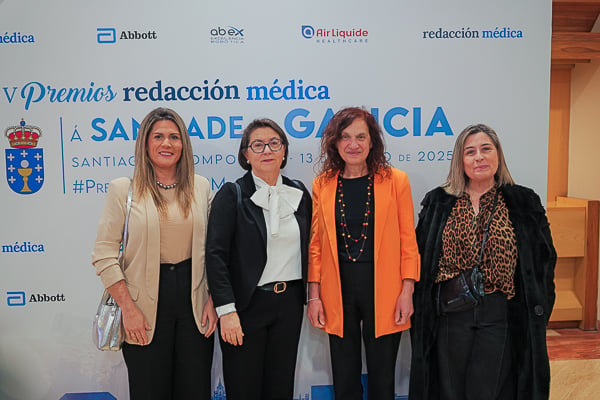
[206, 118, 312, 400]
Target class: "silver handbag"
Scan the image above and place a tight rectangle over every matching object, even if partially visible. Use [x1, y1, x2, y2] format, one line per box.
[93, 181, 133, 351]
[93, 289, 125, 350]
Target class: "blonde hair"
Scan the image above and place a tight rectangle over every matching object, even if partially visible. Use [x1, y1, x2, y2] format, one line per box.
[132, 107, 195, 218]
[443, 123, 514, 196]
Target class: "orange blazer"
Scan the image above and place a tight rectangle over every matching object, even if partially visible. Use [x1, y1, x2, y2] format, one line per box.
[308, 168, 420, 338]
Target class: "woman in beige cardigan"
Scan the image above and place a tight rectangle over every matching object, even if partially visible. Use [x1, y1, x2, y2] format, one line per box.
[92, 107, 217, 400]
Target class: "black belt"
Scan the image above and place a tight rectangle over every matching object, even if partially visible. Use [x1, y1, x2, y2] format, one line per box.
[160, 258, 191, 271]
[256, 279, 302, 294]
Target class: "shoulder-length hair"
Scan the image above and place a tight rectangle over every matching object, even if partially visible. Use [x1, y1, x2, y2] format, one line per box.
[133, 107, 195, 218]
[317, 107, 390, 179]
[443, 123, 514, 196]
[238, 118, 289, 171]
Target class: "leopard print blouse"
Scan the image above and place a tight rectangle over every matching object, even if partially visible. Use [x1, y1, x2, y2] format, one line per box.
[436, 186, 518, 299]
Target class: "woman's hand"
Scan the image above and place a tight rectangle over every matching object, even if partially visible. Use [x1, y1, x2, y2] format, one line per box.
[307, 298, 326, 329]
[122, 304, 151, 345]
[395, 278, 415, 325]
[220, 312, 244, 346]
[107, 280, 150, 345]
[201, 295, 218, 338]
[307, 282, 326, 328]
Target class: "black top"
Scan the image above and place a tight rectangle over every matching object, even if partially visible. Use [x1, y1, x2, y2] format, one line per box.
[335, 175, 375, 263]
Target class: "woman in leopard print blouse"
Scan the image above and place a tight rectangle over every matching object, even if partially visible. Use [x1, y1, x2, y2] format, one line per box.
[410, 124, 556, 400]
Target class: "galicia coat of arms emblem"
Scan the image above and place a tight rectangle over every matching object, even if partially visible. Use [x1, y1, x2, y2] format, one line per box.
[5, 119, 44, 194]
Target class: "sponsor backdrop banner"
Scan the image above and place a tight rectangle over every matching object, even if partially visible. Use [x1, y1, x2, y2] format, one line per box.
[0, 1, 551, 399]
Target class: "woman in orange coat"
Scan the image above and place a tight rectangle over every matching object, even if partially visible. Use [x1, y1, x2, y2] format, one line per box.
[307, 107, 420, 400]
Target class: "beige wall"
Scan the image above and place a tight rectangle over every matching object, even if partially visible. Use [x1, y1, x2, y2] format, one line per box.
[569, 18, 600, 201]
[569, 59, 600, 200]
[569, 17, 600, 321]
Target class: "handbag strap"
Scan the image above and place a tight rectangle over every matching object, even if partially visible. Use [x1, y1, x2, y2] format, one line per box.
[477, 188, 500, 265]
[120, 179, 133, 272]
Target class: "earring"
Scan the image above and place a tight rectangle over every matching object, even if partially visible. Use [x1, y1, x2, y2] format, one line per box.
[282, 156, 285, 160]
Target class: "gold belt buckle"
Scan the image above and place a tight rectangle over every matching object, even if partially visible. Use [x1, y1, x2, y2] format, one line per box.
[274, 282, 287, 294]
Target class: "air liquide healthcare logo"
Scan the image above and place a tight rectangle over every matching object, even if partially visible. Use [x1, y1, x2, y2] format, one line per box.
[5, 119, 44, 194]
[301, 24, 368, 44]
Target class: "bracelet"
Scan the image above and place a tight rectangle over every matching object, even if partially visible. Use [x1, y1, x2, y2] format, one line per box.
[308, 297, 321, 302]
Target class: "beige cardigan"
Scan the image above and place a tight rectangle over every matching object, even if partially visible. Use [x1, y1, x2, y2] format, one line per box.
[92, 175, 211, 342]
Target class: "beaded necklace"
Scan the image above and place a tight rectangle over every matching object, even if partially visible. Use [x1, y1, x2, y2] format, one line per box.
[337, 174, 373, 262]
[156, 180, 177, 190]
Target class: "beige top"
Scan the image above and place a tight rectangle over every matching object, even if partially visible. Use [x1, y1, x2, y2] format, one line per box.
[159, 188, 193, 264]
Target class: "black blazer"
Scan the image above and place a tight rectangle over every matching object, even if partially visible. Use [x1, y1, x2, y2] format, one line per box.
[205, 172, 312, 312]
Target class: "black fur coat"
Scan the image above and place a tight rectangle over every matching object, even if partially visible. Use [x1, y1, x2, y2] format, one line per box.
[409, 184, 557, 400]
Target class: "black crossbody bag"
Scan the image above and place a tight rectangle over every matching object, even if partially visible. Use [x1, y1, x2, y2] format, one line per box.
[436, 190, 499, 315]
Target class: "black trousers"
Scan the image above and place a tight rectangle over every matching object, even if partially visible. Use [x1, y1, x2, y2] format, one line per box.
[122, 260, 214, 400]
[436, 291, 515, 400]
[329, 261, 402, 400]
[220, 281, 304, 400]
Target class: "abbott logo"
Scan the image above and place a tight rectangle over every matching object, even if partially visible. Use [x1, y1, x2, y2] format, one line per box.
[7, 291, 26, 306]
[97, 28, 116, 44]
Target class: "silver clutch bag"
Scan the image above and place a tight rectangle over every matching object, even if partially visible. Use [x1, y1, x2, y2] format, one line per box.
[92, 180, 132, 351]
[93, 290, 125, 351]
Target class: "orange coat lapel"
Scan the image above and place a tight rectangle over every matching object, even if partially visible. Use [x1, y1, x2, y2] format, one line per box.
[321, 173, 340, 265]
[374, 173, 392, 264]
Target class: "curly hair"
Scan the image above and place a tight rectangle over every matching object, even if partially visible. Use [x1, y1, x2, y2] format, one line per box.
[317, 106, 390, 179]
